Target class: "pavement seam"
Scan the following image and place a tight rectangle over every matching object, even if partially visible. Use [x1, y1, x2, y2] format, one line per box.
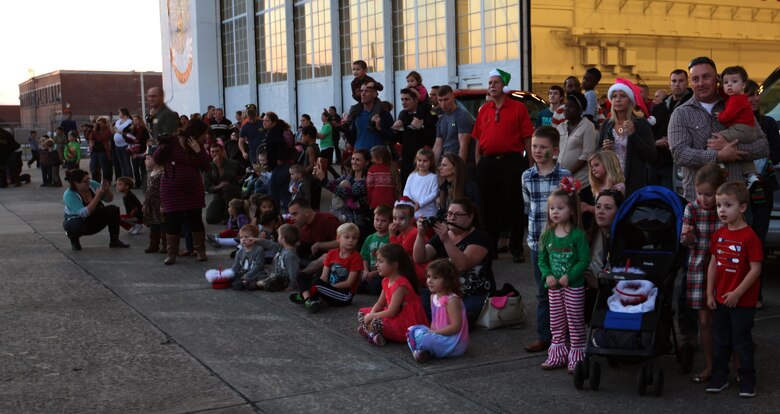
[2, 205, 259, 410]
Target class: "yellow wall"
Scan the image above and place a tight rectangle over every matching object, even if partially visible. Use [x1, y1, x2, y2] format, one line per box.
[531, 0, 780, 94]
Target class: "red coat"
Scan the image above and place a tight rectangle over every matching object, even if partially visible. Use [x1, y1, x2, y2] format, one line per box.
[718, 94, 754, 127]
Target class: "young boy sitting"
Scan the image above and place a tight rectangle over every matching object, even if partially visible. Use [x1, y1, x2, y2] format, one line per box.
[521, 126, 572, 353]
[116, 176, 144, 235]
[360, 204, 392, 295]
[228, 224, 267, 291]
[289, 223, 362, 314]
[705, 182, 762, 398]
[253, 223, 301, 292]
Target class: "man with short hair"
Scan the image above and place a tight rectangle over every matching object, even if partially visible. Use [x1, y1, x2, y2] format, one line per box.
[203, 105, 216, 123]
[669, 57, 768, 204]
[60, 111, 78, 137]
[429, 85, 443, 117]
[346, 82, 393, 150]
[472, 69, 534, 263]
[581, 67, 604, 128]
[146, 86, 178, 140]
[239, 104, 265, 164]
[651, 69, 693, 187]
[288, 198, 341, 263]
[26, 130, 39, 168]
[393, 88, 436, 180]
[209, 108, 233, 140]
[536, 85, 565, 127]
[433, 85, 476, 177]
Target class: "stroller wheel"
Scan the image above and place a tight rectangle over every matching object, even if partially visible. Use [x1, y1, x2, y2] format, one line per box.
[680, 342, 694, 374]
[573, 361, 586, 390]
[636, 366, 648, 396]
[654, 368, 664, 396]
[589, 361, 602, 391]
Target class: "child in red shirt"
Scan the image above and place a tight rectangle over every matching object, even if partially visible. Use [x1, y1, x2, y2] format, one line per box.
[705, 182, 761, 397]
[290, 223, 363, 313]
[366, 145, 400, 209]
[717, 66, 759, 195]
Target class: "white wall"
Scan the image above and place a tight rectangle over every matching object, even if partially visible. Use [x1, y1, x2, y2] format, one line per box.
[258, 83, 292, 123]
[224, 86, 250, 121]
[295, 78, 334, 125]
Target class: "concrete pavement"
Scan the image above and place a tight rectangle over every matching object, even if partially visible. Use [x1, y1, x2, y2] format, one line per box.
[1, 164, 779, 413]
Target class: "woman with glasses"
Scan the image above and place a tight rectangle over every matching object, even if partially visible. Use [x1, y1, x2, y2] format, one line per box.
[413, 197, 495, 327]
[597, 79, 657, 197]
[62, 169, 129, 251]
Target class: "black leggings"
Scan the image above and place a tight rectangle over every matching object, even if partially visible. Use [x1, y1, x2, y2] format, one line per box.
[62, 205, 121, 239]
[165, 208, 205, 235]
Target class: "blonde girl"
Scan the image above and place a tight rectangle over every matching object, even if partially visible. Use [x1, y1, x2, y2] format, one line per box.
[583, 150, 625, 214]
[403, 148, 439, 219]
[358, 244, 429, 346]
[538, 185, 590, 372]
[406, 259, 469, 362]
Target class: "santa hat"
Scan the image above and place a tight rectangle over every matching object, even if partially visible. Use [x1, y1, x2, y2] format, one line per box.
[607, 78, 656, 126]
[489, 69, 512, 94]
[394, 196, 415, 208]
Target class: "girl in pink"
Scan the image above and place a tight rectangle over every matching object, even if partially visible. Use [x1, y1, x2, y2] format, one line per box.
[358, 244, 429, 346]
[406, 259, 469, 362]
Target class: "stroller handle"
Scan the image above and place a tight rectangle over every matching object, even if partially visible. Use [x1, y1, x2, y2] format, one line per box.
[597, 271, 651, 281]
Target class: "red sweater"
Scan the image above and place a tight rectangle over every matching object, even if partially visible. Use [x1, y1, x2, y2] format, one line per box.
[366, 163, 397, 209]
[718, 94, 754, 127]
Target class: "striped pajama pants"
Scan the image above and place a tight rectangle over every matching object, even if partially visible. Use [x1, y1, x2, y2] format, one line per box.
[545, 286, 586, 370]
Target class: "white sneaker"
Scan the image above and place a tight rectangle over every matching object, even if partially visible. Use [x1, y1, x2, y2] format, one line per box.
[130, 224, 143, 235]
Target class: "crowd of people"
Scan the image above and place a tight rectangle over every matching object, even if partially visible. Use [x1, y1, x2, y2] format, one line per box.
[5, 56, 776, 397]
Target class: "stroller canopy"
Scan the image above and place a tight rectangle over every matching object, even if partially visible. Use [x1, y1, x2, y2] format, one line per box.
[611, 185, 684, 251]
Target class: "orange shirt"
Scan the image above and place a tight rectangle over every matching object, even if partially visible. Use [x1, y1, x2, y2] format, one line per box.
[471, 97, 534, 155]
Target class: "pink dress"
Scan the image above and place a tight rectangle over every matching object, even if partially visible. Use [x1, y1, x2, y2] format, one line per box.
[360, 277, 429, 342]
[406, 293, 469, 358]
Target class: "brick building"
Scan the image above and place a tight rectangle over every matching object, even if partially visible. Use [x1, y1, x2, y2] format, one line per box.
[18, 70, 162, 132]
[0, 105, 21, 131]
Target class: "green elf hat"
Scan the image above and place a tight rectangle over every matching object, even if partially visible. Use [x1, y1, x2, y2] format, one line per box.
[489, 69, 512, 93]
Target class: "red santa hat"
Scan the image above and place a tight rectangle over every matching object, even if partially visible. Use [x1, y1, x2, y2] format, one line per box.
[607, 78, 656, 126]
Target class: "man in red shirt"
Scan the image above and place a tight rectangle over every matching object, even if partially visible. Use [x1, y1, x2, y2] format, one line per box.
[471, 69, 534, 263]
[288, 198, 342, 264]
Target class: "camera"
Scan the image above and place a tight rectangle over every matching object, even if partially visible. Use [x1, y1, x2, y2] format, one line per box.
[420, 211, 447, 228]
[157, 132, 172, 146]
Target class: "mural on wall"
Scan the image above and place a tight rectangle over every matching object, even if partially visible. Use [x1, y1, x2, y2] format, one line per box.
[168, 0, 193, 84]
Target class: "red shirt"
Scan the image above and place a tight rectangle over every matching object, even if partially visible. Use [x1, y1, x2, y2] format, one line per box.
[390, 225, 428, 284]
[366, 163, 397, 209]
[718, 94, 755, 127]
[298, 212, 341, 259]
[323, 249, 364, 294]
[471, 97, 534, 155]
[710, 225, 762, 307]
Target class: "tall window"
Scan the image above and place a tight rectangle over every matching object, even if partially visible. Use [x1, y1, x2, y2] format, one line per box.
[392, 0, 445, 70]
[294, 0, 332, 80]
[221, 0, 249, 86]
[457, 0, 520, 64]
[339, 0, 384, 73]
[256, 0, 287, 83]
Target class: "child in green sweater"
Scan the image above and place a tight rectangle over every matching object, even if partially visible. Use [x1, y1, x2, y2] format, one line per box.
[538, 183, 590, 373]
[63, 131, 81, 171]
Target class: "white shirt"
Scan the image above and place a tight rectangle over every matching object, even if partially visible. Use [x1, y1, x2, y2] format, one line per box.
[114, 118, 133, 147]
[403, 171, 440, 219]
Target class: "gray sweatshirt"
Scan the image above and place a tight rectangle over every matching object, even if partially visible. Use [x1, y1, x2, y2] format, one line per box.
[256, 239, 300, 282]
[230, 245, 267, 282]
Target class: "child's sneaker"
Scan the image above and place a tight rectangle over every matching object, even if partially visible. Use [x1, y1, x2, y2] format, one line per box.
[739, 377, 756, 398]
[413, 350, 431, 363]
[367, 331, 386, 346]
[288, 292, 305, 304]
[305, 298, 323, 314]
[130, 224, 143, 235]
[747, 175, 765, 204]
[705, 377, 730, 393]
[357, 325, 369, 339]
[206, 234, 221, 248]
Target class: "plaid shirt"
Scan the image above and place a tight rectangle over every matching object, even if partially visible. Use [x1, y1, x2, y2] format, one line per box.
[682, 200, 721, 309]
[522, 163, 571, 252]
[668, 97, 769, 202]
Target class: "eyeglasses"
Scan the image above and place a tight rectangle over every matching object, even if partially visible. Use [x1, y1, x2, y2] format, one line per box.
[446, 211, 470, 218]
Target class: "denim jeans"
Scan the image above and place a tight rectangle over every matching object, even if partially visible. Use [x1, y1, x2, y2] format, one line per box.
[113, 145, 133, 177]
[712, 304, 755, 382]
[531, 249, 551, 342]
[270, 164, 291, 211]
[89, 151, 113, 183]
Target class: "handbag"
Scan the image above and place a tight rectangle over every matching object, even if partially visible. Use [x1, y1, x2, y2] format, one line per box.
[476, 283, 527, 330]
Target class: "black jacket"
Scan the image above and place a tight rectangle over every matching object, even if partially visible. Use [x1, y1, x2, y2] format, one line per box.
[597, 118, 657, 197]
[651, 89, 693, 166]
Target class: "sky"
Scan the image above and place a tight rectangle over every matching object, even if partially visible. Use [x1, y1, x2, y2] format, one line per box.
[0, 0, 163, 105]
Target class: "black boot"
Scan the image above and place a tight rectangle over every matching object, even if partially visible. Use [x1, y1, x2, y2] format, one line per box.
[68, 234, 82, 251]
[109, 234, 130, 248]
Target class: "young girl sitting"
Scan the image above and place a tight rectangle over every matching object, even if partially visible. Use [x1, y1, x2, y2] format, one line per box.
[366, 145, 400, 210]
[403, 148, 439, 219]
[389, 199, 427, 283]
[406, 259, 469, 362]
[358, 244, 429, 346]
[538, 183, 591, 373]
[681, 164, 726, 384]
[582, 150, 625, 214]
[207, 199, 251, 248]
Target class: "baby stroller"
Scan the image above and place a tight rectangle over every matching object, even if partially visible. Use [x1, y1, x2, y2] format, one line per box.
[573, 186, 694, 396]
